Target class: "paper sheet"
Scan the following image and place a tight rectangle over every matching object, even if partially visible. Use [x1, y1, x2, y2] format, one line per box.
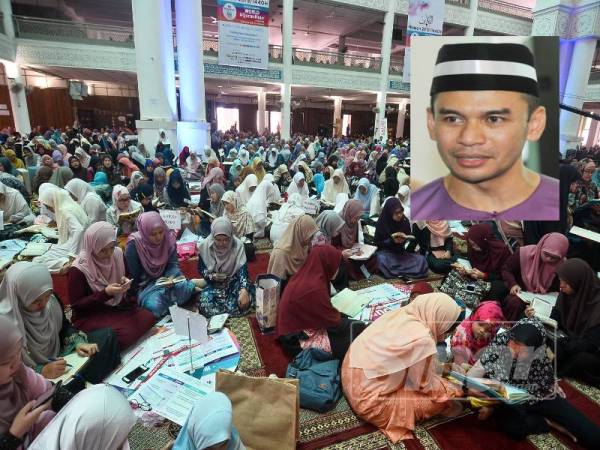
[169, 305, 208, 344]
[173, 329, 239, 373]
[128, 367, 210, 425]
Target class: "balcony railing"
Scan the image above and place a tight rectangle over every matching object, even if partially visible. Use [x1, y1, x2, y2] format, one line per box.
[13, 15, 134, 46]
[478, 0, 533, 20]
[446, 0, 470, 7]
[292, 48, 382, 72]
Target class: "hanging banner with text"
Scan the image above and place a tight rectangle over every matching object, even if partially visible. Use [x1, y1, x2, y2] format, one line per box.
[218, 0, 270, 70]
[404, 0, 445, 82]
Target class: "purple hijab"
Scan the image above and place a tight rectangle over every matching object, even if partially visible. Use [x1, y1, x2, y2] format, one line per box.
[128, 211, 176, 278]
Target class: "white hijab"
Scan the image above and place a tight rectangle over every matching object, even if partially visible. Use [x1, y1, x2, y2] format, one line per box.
[65, 178, 107, 224]
[286, 172, 309, 199]
[29, 384, 136, 450]
[38, 183, 89, 244]
[321, 168, 350, 204]
[247, 179, 281, 222]
[0, 182, 32, 223]
[235, 173, 258, 203]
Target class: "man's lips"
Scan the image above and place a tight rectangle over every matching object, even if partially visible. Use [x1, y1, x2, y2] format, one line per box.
[452, 153, 491, 168]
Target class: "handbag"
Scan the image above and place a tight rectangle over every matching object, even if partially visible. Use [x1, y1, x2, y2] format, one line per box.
[216, 370, 299, 450]
[439, 269, 491, 309]
[285, 348, 341, 412]
[255, 274, 281, 333]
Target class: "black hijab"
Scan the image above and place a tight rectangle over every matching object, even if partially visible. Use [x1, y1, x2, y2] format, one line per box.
[166, 169, 191, 207]
[374, 197, 410, 247]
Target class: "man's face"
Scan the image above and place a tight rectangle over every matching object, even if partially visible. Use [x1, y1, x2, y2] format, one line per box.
[427, 91, 546, 185]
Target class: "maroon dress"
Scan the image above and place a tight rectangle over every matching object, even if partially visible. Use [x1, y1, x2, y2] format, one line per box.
[67, 267, 156, 350]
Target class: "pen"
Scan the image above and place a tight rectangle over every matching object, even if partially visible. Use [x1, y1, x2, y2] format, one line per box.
[49, 357, 73, 369]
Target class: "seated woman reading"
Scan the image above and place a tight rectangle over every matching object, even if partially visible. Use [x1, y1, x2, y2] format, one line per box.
[374, 198, 428, 279]
[64, 178, 107, 224]
[125, 212, 200, 318]
[468, 318, 600, 447]
[277, 244, 354, 360]
[198, 217, 254, 318]
[342, 293, 465, 442]
[68, 222, 157, 350]
[0, 262, 120, 386]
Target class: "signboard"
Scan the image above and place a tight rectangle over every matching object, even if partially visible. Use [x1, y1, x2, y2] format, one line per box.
[302, 197, 320, 215]
[159, 210, 182, 230]
[375, 118, 388, 143]
[218, 0, 270, 70]
[407, 0, 445, 41]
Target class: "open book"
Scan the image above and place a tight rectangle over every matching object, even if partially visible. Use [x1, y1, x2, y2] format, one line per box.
[569, 225, 600, 243]
[15, 224, 59, 239]
[52, 352, 90, 383]
[155, 275, 187, 287]
[391, 232, 415, 240]
[20, 242, 53, 257]
[118, 208, 142, 224]
[447, 371, 531, 405]
[517, 292, 558, 327]
[348, 244, 377, 261]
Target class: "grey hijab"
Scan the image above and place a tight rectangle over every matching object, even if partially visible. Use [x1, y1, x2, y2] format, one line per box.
[0, 262, 62, 367]
[316, 210, 345, 238]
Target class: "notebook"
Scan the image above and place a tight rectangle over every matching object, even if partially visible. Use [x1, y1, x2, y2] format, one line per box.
[53, 352, 90, 383]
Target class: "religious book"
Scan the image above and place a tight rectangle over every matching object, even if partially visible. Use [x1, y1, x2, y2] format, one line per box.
[569, 225, 600, 243]
[348, 244, 377, 261]
[53, 352, 90, 383]
[452, 258, 472, 271]
[118, 208, 142, 224]
[20, 242, 52, 257]
[155, 275, 187, 287]
[447, 371, 531, 405]
[391, 232, 415, 240]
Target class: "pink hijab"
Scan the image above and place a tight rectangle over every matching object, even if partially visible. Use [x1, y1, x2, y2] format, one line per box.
[519, 232, 569, 293]
[201, 167, 225, 190]
[0, 316, 28, 434]
[339, 199, 364, 249]
[72, 222, 126, 305]
[128, 211, 176, 278]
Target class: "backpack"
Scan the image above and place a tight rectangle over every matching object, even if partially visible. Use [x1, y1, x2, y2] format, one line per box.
[285, 348, 341, 412]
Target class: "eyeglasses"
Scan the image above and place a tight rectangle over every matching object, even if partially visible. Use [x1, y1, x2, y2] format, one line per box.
[129, 393, 152, 411]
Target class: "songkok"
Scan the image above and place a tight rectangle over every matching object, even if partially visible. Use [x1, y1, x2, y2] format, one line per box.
[430, 43, 539, 97]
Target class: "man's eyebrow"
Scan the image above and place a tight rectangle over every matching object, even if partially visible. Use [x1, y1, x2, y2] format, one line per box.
[437, 107, 513, 115]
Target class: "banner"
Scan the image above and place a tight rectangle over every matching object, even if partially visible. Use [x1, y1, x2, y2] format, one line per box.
[407, 0, 445, 40]
[218, 0, 270, 70]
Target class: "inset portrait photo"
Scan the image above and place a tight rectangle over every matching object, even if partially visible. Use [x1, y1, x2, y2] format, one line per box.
[410, 36, 559, 221]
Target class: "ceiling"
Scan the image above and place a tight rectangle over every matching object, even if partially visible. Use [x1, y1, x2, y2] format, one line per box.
[24, 65, 138, 85]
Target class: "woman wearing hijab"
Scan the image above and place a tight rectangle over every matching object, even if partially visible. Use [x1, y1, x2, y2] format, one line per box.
[238, 148, 250, 166]
[354, 177, 380, 218]
[235, 173, 258, 204]
[321, 168, 350, 205]
[468, 318, 600, 447]
[74, 146, 91, 170]
[68, 222, 156, 350]
[246, 178, 281, 238]
[342, 293, 465, 442]
[547, 258, 600, 385]
[332, 199, 378, 280]
[126, 170, 144, 196]
[125, 212, 199, 317]
[449, 223, 512, 301]
[23, 145, 40, 168]
[106, 185, 142, 243]
[374, 199, 428, 279]
[251, 157, 266, 183]
[32, 166, 53, 195]
[277, 245, 353, 359]
[0, 182, 34, 225]
[0, 156, 21, 178]
[33, 184, 89, 273]
[67, 156, 87, 182]
[560, 164, 581, 233]
[270, 193, 305, 244]
[0, 262, 119, 385]
[153, 166, 168, 203]
[410, 221, 456, 274]
[202, 166, 226, 191]
[135, 183, 158, 213]
[222, 191, 257, 239]
[197, 218, 254, 318]
[172, 391, 245, 450]
[273, 164, 292, 194]
[500, 232, 568, 321]
[313, 210, 345, 247]
[165, 169, 191, 208]
[572, 160, 599, 210]
[229, 159, 243, 182]
[450, 301, 505, 365]
[3, 149, 25, 169]
[268, 215, 319, 286]
[144, 159, 156, 184]
[183, 152, 203, 181]
[286, 172, 309, 199]
[64, 178, 107, 226]
[178, 146, 191, 168]
[100, 156, 121, 186]
[48, 166, 73, 189]
[208, 183, 225, 219]
[89, 170, 112, 202]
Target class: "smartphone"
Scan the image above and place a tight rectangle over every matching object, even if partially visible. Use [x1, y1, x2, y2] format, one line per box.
[32, 380, 62, 409]
[122, 365, 149, 384]
[466, 284, 477, 293]
[121, 278, 132, 289]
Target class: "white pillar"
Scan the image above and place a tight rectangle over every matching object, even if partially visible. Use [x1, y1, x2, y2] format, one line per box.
[333, 96, 342, 138]
[175, 0, 209, 156]
[396, 99, 408, 139]
[3, 62, 31, 135]
[560, 38, 596, 155]
[374, 1, 395, 142]
[257, 87, 267, 134]
[281, 0, 294, 140]
[132, 0, 178, 155]
[0, 0, 15, 39]
[465, 0, 479, 36]
[586, 114, 598, 147]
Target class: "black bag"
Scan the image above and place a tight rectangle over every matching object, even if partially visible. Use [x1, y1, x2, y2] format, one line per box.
[439, 269, 491, 309]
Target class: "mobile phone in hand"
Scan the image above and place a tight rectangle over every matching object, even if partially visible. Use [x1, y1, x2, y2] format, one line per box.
[32, 380, 62, 409]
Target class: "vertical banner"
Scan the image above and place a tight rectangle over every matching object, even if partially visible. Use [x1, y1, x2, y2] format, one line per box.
[218, 0, 270, 70]
[404, 0, 445, 83]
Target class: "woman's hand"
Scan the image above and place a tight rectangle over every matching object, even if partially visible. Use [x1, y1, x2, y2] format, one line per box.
[238, 288, 250, 310]
[509, 284, 522, 296]
[9, 400, 51, 439]
[469, 268, 485, 280]
[524, 306, 535, 318]
[41, 359, 66, 379]
[76, 343, 99, 357]
[105, 283, 126, 297]
[478, 406, 493, 421]
[342, 249, 354, 258]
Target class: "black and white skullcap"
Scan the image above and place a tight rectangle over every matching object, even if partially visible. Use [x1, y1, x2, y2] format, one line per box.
[430, 43, 539, 97]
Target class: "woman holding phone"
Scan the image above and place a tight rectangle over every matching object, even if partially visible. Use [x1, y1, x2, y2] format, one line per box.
[68, 222, 156, 350]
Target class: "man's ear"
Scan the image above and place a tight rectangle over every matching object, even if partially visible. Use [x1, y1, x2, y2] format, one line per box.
[426, 107, 436, 140]
[526, 105, 546, 142]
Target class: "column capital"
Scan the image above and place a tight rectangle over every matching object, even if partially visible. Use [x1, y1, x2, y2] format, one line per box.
[533, 0, 600, 39]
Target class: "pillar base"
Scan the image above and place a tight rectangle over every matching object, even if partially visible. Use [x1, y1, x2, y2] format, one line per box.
[177, 121, 211, 156]
[560, 133, 583, 156]
[135, 119, 177, 157]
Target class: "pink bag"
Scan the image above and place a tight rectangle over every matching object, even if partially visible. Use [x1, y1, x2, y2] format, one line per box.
[177, 242, 197, 261]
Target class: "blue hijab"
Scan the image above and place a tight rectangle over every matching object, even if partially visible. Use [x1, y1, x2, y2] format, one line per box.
[313, 173, 325, 194]
[353, 177, 378, 213]
[90, 171, 108, 186]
